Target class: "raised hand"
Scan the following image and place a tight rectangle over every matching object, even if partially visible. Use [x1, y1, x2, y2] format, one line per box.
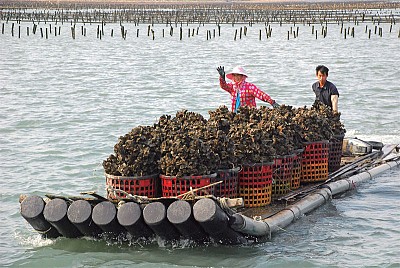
[217, 66, 225, 81]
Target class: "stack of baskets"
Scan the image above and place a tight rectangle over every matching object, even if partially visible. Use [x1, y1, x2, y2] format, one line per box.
[329, 134, 345, 172]
[272, 155, 294, 199]
[238, 163, 273, 207]
[105, 173, 160, 199]
[160, 173, 217, 197]
[300, 140, 329, 183]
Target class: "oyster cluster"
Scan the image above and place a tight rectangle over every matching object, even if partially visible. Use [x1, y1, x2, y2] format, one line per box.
[292, 101, 346, 142]
[311, 101, 346, 136]
[102, 126, 161, 177]
[157, 110, 220, 177]
[103, 103, 345, 177]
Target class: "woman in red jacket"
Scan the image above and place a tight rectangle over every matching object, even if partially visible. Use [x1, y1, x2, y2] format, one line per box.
[217, 66, 279, 112]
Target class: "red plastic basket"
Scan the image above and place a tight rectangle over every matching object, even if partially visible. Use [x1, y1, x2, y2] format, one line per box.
[272, 154, 294, 199]
[238, 162, 273, 208]
[160, 173, 217, 197]
[291, 149, 303, 190]
[213, 168, 240, 198]
[105, 173, 159, 198]
[329, 134, 344, 173]
[301, 140, 329, 183]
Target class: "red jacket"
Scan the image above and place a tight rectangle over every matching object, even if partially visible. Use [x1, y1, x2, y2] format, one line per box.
[219, 77, 275, 112]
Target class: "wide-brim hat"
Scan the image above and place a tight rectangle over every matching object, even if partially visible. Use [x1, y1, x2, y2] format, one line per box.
[226, 66, 248, 80]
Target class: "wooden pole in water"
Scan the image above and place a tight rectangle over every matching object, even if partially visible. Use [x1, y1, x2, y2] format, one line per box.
[67, 200, 102, 238]
[1, 23, 4, 34]
[193, 198, 246, 245]
[167, 200, 208, 242]
[117, 202, 153, 239]
[234, 29, 237, 40]
[20, 195, 61, 239]
[92, 201, 125, 236]
[143, 201, 181, 241]
[43, 198, 83, 238]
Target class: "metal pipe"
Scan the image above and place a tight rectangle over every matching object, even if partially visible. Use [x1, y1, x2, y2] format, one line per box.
[264, 188, 331, 234]
[328, 160, 399, 195]
[235, 159, 399, 238]
[230, 213, 269, 237]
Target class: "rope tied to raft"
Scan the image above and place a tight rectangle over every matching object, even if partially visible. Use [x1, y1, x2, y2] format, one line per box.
[176, 180, 223, 200]
[105, 185, 150, 203]
[216, 196, 235, 216]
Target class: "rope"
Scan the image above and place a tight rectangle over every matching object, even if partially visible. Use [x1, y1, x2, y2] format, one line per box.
[36, 226, 53, 235]
[175, 180, 223, 199]
[105, 185, 150, 204]
[215, 196, 236, 216]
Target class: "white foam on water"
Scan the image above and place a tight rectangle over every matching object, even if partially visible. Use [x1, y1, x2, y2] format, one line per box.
[15, 231, 55, 248]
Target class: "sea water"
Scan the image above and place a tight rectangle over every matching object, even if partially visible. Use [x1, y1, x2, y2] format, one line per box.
[0, 16, 399, 267]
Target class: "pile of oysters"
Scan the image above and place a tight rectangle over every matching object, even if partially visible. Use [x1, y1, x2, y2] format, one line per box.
[103, 103, 345, 177]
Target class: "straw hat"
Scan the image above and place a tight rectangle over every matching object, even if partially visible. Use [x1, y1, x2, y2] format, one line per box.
[226, 66, 248, 80]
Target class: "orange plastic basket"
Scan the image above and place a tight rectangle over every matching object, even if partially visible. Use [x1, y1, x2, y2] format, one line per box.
[238, 163, 273, 208]
[301, 140, 329, 183]
[213, 167, 240, 198]
[291, 149, 303, 190]
[160, 173, 217, 197]
[329, 134, 344, 173]
[272, 154, 294, 199]
[105, 173, 159, 198]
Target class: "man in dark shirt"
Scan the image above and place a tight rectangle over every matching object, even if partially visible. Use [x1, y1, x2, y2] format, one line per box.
[312, 65, 339, 112]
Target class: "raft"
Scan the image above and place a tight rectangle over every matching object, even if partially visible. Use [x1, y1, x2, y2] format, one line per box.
[20, 141, 400, 245]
